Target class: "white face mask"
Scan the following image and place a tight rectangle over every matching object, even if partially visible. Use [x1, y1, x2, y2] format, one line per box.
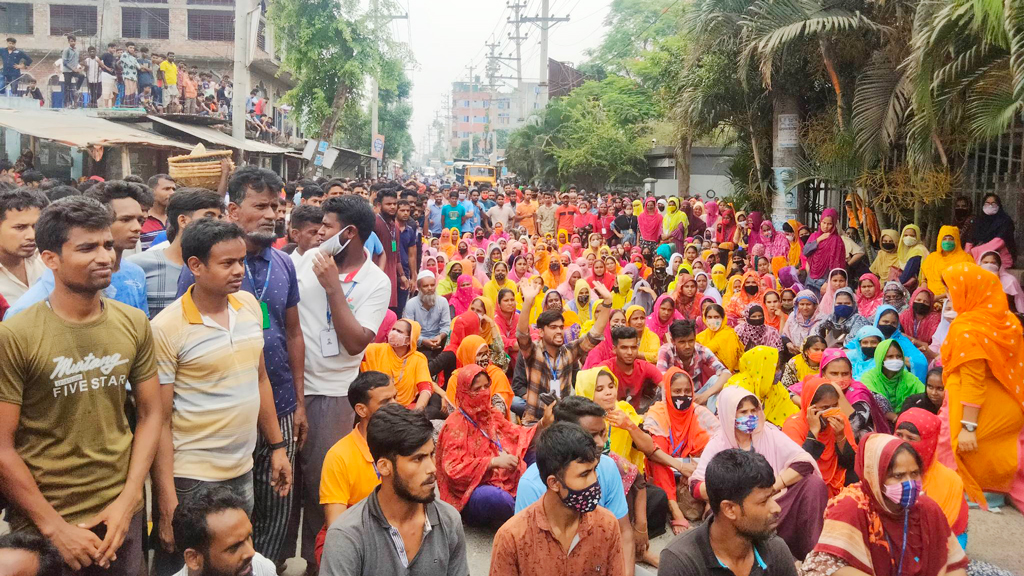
[738, 220, 748, 228]
[321, 225, 355, 256]
[883, 359, 905, 372]
[785, 233, 795, 242]
[981, 262, 1000, 274]
[983, 204, 999, 216]
[902, 236, 918, 247]
[387, 328, 409, 348]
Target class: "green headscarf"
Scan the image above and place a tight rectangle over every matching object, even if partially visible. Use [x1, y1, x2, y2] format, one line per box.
[860, 339, 924, 410]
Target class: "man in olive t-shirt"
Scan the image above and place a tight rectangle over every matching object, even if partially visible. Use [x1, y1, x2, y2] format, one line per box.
[0, 196, 163, 575]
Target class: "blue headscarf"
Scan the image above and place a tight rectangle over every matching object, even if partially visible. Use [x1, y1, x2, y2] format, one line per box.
[845, 325, 885, 379]
[871, 305, 927, 382]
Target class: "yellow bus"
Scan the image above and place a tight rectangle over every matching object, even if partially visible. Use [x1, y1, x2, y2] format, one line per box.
[463, 164, 496, 188]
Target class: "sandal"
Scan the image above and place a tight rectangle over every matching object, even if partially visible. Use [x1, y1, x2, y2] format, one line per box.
[670, 519, 690, 534]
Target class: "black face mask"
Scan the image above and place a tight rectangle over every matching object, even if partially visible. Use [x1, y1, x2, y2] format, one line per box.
[550, 263, 560, 272]
[672, 395, 693, 412]
[748, 316, 764, 327]
[744, 285, 759, 296]
[954, 207, 970, 219]
[881, 242, 896, 251]
[878, 324, 898, 339]
[655, 265, 666, 272]
[861, 346, 877, 360]
[912, 302, 931, 316]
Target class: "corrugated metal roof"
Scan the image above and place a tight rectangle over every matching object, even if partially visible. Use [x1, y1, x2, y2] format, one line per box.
[148, 116, 290, 154]
[0, 109, 191, 149]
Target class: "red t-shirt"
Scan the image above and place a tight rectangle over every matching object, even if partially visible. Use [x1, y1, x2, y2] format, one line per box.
[573, 211, 599, 233]
[555, 205, 579, 234]
[599, 357, 663, 410]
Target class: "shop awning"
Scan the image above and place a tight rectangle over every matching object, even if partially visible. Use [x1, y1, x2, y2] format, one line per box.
[148, 116, 290, 154]
[0, 109, 191, 150]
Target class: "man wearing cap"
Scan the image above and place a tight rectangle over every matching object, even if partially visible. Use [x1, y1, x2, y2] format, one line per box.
[402, 269, 450, 361]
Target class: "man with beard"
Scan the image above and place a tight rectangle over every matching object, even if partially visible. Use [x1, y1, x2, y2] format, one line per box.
[174, 167, 306, 569]
[403, 270, 450, 360]
[170, 486, 278, 576]
[320, 404, 469, 575]
[658, 449, 796, 576]
[373, 189, 405, 314]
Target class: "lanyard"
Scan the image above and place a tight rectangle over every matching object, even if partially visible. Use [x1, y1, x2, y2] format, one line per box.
[884, 510, 910, 576]
[326, 269, 359, 327]
[668, 429, 688, 458]
[379, 214, 398, 252]
[459, 408, 503, 452]
[543, 349, 560, 383]
[244, 256, 272, 302]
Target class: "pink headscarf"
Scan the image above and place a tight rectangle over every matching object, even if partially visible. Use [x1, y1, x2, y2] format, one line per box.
[638, 197, 664, 242]
[450, 275, 476, 316]
[374, 310, 398, 344]
[794, 349, 890, 435]
[705, 200, 720, 233]
[646, 293, 683, 340]
[806, 208, 847, 279]
[855, 273, 884, 318]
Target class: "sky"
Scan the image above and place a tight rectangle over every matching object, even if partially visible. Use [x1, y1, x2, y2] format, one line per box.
[393, 0, 613, 156]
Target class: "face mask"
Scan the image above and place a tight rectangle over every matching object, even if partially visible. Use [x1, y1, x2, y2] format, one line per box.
[912, 302, 931, 316]
[785, 233, 795, 242]
[735, 414, 759, 434]
[902, 236, 917, 247]
[747, 316, 764, 327]
[477, 255, 486, 263]
[655, 265, 666, 272]
[942, 307, 957, 321]
[829, 302, 853, 318]
[983, 204, 999, 216]
[981, 262, 1000, 274]
[881, 242, 896, 251]
[495, 273, 506, 282]
[744, 285, 759, 296]
[940, 240, 956, 252]
[387, 329, 409, 348]
[672, 395, 693, 412]
[878, 324, 898, 339]
[954, 208, 970, 219]
[861, 346, 876, 360]
[459, 247, 469, 256]
[883, 479, 921, 508]
[459, 193, 467, 201]
[706, 318, 722, 331]
[320, 225, 355, 256]
[550, 263, 560, 271]
[561, 478, 601, 514]
[807, 350, 824, 364]
[883, 358, 905, 372]
[782, 302, 794, 312]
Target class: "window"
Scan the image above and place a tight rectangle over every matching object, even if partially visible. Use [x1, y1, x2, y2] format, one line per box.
[462, 115, 469, 122]
[482, 100, 489, 108]
[187, 10, 233, 41]
[122, 8, 170, 39]
[462, 100, 469, 107]
[49, 5, 97, 36]
[0, 3, 33, 34]
[256, 18, 266, 51]
[473, 115, 487, 123]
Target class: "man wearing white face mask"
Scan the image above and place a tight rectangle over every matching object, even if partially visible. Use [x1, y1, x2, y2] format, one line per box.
[294, 194, 391, 569]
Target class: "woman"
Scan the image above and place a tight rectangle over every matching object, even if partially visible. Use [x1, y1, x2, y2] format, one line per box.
[900, 287, 941, 352]
[817, 287, 860, 347]
[802, 208, 847, 294]
[735, 304, 783, 351]
[662, 197, 688, 241]
[882, 280, 909, 312]
[612, 273, 635, 310]
[784, 220, 805, 268]
[976, 250, 1024, 313]
[704, 200, 720, 233]
[449, 274, 476, 317]
[725, 346, 799, 427]
[696, 303, 744, 371]
[494, 288, 520, 373]
[637, 196, 663, 253]
[672, 272, 703, 320]
[818, 349, 891, 439]
[856, 273, 884, 319]
[508, 255, 528, 284]
[762, 289, 786, 332]
[644, 368, 720, 533]
[567, 233, 584, 259]
[485, 242, 504, 276]
[483, 261, 520, 310]
[437, 260, 463, 297]
[965, 192, 1017, 260]
[648, 255, 673, 295]
[897, 224, 929, 289]
[845, 325, 884, 380]
[895, 409, 969, 545]
[725, 271, 764, 322]
[439, 227, 457, 258]
[437, 365, 537, 528]
[468, 296, 510, 372]
[802, 434, 968, 576]
[781, 335, 826, 390]
[921, 226, 974, 298]
[715, 207, 738, 245]
[565, 279, 594, 326]
[870, 228, 901, 281]
[941, 262, 1024, 510]
[783, 377, 857, 497]
[556, 263, 585, 302]
[586, 258, 615, 293]
[759, 219, 791, 260]
[694, 271, 723, 305]
[817, 268, 849, 317]
[628, 304, 662, 363]
[445, 335, 515, 417]
[873, 305, 928, 382]
[646, 293, 682, 344]
[781, 290, 822, 355]
[861, 339, 924, 424]
[691, 386, 828, 560]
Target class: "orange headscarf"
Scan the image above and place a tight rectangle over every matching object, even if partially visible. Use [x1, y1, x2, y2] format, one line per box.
[725, 271, 764, 321]
[644, 368, 712, 458]
[446, 335, 514, 417]
[782, 377, 855, 497]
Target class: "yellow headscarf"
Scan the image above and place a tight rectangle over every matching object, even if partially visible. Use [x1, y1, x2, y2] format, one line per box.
[897, 224, 930, 273]
[533, 242, 551, 275]
[921, 225, 974, 297]
[722, 275, 743, 306]
[696, 312, 744, 372]
[724, 346, 798, 426]
[663, 197, 688, 236]
[574, 279, 595, 326]
[870, 228, 901, 280]
[612, 274, 634, 309]
[786, 220, 804, 267]
[711, 264, 728, 293]
[483, 264, 521, 307]
[575, 367, 646, 471]
[632, 199, 643, 216]
[626, 304, 661, 363]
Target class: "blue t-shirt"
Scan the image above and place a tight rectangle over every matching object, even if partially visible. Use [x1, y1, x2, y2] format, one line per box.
[427, 203, 444, 235]
[365, 231, 383, 256]
[5, 261, 149, 320]
[441, 203, 466, 231]
[461, 200, 480, 233]
[514, 454, 628, 519]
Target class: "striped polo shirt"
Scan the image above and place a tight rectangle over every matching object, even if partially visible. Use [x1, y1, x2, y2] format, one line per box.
[153, 286, 265, 481]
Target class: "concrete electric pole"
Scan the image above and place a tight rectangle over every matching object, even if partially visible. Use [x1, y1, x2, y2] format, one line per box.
[522, 0, 568, 109]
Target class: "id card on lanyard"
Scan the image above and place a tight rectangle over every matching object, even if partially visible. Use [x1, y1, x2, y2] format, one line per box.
[321, 269, 359, 357]
[543, 350, 560, 395]
[245, 256, 272, 330]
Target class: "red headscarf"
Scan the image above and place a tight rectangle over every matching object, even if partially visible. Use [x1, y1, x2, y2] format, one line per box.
[715, 207, 737, 244]
[673, 272, 702, 320]
[444, 312, 481, 354]
[806, 208, 847, 279]
[436, 364, 537, 511]
[782, 377, 856, 497]
[899, 287, 941, 343]
[644, 367, 711, 458]
[895, 409, 969, 535]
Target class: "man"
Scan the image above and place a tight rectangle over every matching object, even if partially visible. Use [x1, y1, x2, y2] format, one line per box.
[403, 269, 450, 359]
[424, 189, 444, 237]
[536, 190, 557, 237]
[173, 169, 304, 569]
[119, 42, 140, 106]
[7, 181, 148, 318]
[555, 192, 579, 235]
[0, 532, 63, 576]
[351, 181, 369, 200]
[396, 198, 419, 312]
[657, 320, 730, 409]
[517, 279, 613, 422]
[171, 487, 278, 576]
[373, 189, 406, 314]
[320, 404, 469, 575]
[514, 187, 538, 235]
[137, 47, 155, 104]
[486, 191, 515, 231]
[60, 35, 83, 108]
[301, 184, 325, 206]
[1, 37, 32, 95]
[159, 52, 179, 107]
[286, 204, 323, 264]
[441, 190, 466, 231]
[0, 187, 47, 305]
[316, 371, 397, 563]
[129, 188, 224, 318]
[296, 194, 390, 569]
[495, 422, 625, 576]
[460, 188, 483, 234]
[151, 219, 291, 575]
[658, 449, 797, 576]
[142, 174, 176, 250]
[478, 186, 495, 212]
[599, 326, 664, 412]
[84, 46, 102, 107]
[0, 196, 163, 575]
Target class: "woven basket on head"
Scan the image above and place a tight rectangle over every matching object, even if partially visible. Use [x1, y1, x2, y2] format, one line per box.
[168, 144, 235, 190]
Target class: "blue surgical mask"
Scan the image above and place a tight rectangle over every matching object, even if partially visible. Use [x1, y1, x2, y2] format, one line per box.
[834, 304, 854, 319]
[735, 414, 759, 434]
[883, 479, 921, 509]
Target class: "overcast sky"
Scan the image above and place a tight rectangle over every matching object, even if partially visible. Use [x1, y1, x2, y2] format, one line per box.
[393, 0, 613, 156]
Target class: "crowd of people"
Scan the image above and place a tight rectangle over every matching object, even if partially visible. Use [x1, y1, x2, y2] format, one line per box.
[0, 161, 1021, 576]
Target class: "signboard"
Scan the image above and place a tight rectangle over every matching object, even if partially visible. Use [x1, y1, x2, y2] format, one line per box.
[772, 167, 798, 226]
[778, 114, 799, 148]
[317, 140, 329, 153]
[371, 133, 385, 160]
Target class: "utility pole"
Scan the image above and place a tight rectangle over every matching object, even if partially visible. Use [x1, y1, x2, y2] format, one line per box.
[369, 0, 408, 180]
[442, 92, 452, 161]
[522, 0, 569, 109]
[507, 1, 528, 122]
[232, 0, 259, 142]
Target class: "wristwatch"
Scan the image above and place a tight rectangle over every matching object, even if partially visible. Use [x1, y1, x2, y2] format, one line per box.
[269, 440, 289, 451]
[960, 421, 978, 433]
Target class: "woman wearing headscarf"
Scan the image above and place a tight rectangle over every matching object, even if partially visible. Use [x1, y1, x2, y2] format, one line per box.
[420, 253, 441, 281]
[759, 219, 792, 260]
[637, 196, 663, 254]
[855, 273, 884, 319]
[941, 262, 1024, 510]
[438, 227, 457, 258]
[704, 200, 720, 232]
[437, 260, 463, 298]
[895, 409, 969, 546]
[468, 296, 511, 373]
[714, 207, 738, 245]
[612, 273, 635, 310]
[783, 377, 857, 497]
[725, 346, 798, 427]
[735, 303, 783, 352]
[645, 294, 682, 343]
[965, 192, 1017, 259]
[566, 233, 584, 259]
[873, 305, 928, 383]
[816, 268, 849, 318]
[484, 242, 503, 276]
[725, 271, 765, 322]
[802, 208, 847, 294]
[448, 274, 477, 317]
[672, 272, 703, 320]
[483, 260, 521, 310]
[445, 333, 515, 416]
[802, 434, 968, 576]
[555, 263, 585, 302]
[871, 229, 901, 280]
[881, 280, 909, 313]
[899, 287, 941, 353]
[710, 263, 728, 293]
[861, 339, 925, 424]
[696, 303, 744, 371]
[976, 250, 1024, 313]
[820, 349, 891, 439]
[921, 225, 974, 298]
[780, 335, 826, 390]
[845, 325, 884, 380]
[781, 290, 823, 355]
[463, 256, 489, 289]
[895, 224, 929, 290]
[648, 254, 673, 295]
[582, 305, 628, 369]
[493, 288, 520, 374]
[428, 311, 481, 384]
[682, 201, 707, 242]
[565, 279, 594, 326]
[761, 289, 786, 331]
[585, 257, 615, 293]
[817, 287, 861, 347]
[694, 271, 723, 306]
[643, 368, 720, 533]
[691, 386, 828, 560]
[436, 364, 537, 528]
[783, 220, 805, 268]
